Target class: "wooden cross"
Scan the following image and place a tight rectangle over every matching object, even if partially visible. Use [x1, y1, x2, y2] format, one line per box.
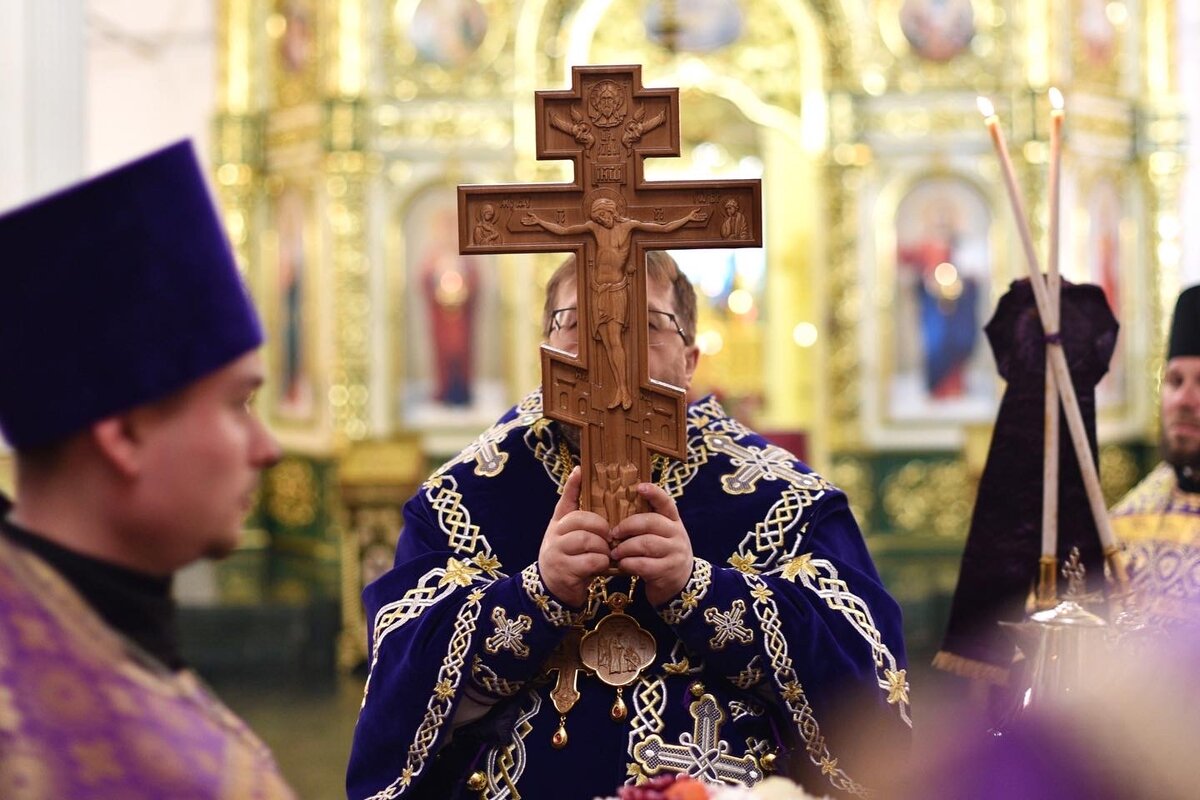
[458, 64, 762, 523]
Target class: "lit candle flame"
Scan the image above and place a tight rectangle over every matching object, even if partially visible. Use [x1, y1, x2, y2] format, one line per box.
[976, 96, 996, 119]
[1049, 86, 1064, 112]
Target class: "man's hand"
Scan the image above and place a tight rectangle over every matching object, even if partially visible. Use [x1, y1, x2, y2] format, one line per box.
[610, 483, 693, 606]
[538, 466, 612, 607]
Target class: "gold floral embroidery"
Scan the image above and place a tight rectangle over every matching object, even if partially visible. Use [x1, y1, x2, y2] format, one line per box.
[439, 557, 482, 588]
[519, 564, 575, 627]
[885, 669, 909, 706]
[660, 558, 712, 625]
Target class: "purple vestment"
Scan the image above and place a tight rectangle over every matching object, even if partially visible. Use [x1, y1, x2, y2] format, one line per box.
[0, 536, 296, 799]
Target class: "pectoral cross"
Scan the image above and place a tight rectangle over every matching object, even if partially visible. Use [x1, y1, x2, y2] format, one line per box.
[545, 627, 585, 714]
[543, 627, 586, 748]
[458, 64, 762, 524]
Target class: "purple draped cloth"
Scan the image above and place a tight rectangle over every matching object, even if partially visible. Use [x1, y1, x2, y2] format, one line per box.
[0, 535, 296, 799]
[935, 279, 1118, 683]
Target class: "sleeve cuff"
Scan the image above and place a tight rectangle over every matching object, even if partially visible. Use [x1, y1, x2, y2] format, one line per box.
[657, 557, 713, 625]
[519, 563, 580, 628]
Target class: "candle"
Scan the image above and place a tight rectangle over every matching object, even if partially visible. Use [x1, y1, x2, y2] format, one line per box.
[1048, 88, 1064, 287]
[1041, 88, 1064, 568]
[977, 96, 1125, 572]
[977, 97, 1043, 293]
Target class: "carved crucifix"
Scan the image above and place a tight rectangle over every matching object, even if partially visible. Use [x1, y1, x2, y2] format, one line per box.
[458, 64, 761, 523]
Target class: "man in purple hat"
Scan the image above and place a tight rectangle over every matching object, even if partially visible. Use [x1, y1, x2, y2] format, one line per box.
[1111, 285, 1200, 629]
[0, 142, 295, 798]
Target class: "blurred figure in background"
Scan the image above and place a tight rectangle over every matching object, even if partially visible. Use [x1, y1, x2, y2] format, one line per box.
[1110, 285, 1200, 630]
[0, 142, 293, 799]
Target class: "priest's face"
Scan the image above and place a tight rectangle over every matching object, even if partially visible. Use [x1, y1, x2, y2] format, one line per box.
[645, 277, 699, 393]
[1161, 356, 1200, 468]
[545, 277, 698, 392]
[130, 352, 281, 571]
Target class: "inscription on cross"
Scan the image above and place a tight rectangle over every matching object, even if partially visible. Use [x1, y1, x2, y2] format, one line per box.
[458, 64, 762, 523]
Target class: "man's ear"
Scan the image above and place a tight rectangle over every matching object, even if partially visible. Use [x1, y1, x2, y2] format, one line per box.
[683, 344, 700, 389]
[90, 416, 142, 478]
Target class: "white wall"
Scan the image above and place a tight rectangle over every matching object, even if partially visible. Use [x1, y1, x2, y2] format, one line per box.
[0, 0, 85, 211]
[0, 0, 215, 213]
[85, 0, 216, 173]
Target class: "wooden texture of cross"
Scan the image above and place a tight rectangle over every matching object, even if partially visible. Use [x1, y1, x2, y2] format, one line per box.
[458, 64, 761, 523]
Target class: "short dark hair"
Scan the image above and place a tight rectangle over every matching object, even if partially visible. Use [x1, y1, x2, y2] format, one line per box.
[542, 251, 697, 345]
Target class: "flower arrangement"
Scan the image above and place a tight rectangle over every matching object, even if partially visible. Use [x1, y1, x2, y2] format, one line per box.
[596, 774, 831, 800]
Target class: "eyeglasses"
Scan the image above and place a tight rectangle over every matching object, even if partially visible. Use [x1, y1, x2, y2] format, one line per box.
[548, 307, 689, 346]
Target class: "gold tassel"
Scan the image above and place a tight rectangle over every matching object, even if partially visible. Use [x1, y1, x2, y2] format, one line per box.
[931, 650, 1010, 685]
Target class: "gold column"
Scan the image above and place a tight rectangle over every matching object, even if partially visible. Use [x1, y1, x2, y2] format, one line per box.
[1142, 0, 1186, 437]
[826, 92, 866, 451]
[1144, 0, 1176, 97]
[214, 0, 263, 282]
[323, 0, 372, 443]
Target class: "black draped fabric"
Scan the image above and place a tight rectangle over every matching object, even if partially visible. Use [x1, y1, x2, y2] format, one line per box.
[936, 279, 1118, 681]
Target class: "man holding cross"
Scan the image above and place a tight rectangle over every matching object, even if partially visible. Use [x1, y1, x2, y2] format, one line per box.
[347, 66, 908, 800]
[348, 251, 909, 799]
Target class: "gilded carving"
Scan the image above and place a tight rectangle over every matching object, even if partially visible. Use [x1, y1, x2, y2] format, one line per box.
[266, 458, 318, 527]
[1099, 446, 1139, 507]
[881, 460, 974, 539]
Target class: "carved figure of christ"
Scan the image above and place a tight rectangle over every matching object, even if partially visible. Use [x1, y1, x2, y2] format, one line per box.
[521, 199, 706, 410]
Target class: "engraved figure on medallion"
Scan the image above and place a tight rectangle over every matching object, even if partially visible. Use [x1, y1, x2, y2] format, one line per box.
[522, 198, 707, 410]
[580, 612, 656, 686]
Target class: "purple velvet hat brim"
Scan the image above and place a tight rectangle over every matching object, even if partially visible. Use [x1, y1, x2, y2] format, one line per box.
[0, 141, 263, 450]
